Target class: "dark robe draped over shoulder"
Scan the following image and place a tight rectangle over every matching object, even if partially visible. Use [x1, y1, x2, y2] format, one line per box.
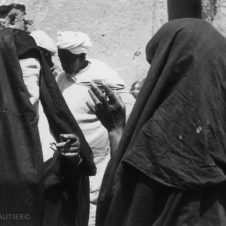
[0, 28, 96, 226]
[96, 19, 226, 226]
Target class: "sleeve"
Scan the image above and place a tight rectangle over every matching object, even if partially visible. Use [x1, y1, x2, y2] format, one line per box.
[19, 57, 41, 107]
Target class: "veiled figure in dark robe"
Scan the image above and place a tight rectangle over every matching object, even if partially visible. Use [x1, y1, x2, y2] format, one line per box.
[90, 18, 226, 226]
[0, 28, 96, 226]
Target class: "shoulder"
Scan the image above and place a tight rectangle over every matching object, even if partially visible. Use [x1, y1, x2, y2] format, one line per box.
[89, 58, 125, 84]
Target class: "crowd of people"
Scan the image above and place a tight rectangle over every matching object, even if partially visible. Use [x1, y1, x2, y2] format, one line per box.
[0, 3, 226, 226]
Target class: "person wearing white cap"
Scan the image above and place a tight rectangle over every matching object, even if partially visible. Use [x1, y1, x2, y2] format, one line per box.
[56, 31, 135, 226]
[30, 30, 58, 76]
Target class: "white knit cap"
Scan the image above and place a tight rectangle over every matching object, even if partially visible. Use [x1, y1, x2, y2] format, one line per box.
[30, 30, 57, 55]
[57, 31, 92, 54]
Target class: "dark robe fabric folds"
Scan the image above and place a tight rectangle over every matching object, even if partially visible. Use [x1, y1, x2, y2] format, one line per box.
[96, 19, 226, 226]
[0, 28, 95, 226]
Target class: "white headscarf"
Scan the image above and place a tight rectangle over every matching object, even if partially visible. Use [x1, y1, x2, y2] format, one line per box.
[57, 31, 92, 54]
[30, 30, 57, 55]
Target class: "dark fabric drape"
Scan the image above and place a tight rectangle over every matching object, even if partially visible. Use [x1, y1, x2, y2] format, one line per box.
[99, 163, 226, 226]
[167, 0, 202, 20]
[0, 28, 95, 226]
[97, 19, 226, 226]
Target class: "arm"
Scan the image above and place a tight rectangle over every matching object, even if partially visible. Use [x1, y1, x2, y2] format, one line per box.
[87, 82, 126, 156]
[108, 128, 124, 156]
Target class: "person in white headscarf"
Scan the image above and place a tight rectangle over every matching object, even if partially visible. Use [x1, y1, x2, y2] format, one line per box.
[30, 30, 59, 77]
[56, 31, 135, 226]
[30, 30, 56, 55]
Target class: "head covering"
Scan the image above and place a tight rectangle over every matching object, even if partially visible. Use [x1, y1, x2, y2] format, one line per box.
[0, 28, 95, 226]
[30, 30, 57, 55]
[0, 3, 25, 18]
[57, 31, 92, 54]
[0, 5, 11, 18]
[97, 18, 226, 224]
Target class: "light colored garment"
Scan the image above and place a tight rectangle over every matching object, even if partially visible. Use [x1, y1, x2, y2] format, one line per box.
[38, 102, 56, 162]
[19, 58, 40, 109]
[20, 58, 56, 162]
[57, 59, 135, 226]
[57, 31, 92, 54]
[30, 30, 57, 55]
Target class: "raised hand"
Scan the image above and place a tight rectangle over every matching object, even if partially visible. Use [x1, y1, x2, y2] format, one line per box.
[87, 81, 126, 132]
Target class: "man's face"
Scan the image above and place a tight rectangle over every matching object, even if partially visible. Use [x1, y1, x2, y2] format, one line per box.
[58, 49, 81, 75]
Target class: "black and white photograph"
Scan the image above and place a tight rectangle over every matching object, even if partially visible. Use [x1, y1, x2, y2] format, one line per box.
[0, 0, 225, 226]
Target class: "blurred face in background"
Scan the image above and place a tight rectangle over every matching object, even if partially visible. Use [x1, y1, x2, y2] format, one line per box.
[0, 4, 33, 32]
[130, 78, 145, 99]
[7, 9, 33, 32]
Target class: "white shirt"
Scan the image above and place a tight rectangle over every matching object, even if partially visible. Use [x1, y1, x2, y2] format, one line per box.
[57, 59, 135, 226]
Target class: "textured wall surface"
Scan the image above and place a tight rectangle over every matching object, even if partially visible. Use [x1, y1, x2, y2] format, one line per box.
[212, 0, 226, 36]
[0, 0, 225, 86]
[0, 0, 166, 87]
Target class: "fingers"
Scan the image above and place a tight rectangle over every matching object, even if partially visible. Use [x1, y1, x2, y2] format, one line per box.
[88, 89, 102, 106]
[60, 134, 79, 142]
[100, 83, 118, 104]
[57, 134, 81, 153]
[60, 134, 80, 147]
[62, 152, 80, 157]
[89, 82, 108, 106]
[56, 141, 80, 153]
[50, 142, 57, 151]
[86, 101, 96, 113]
[99, 82, 124, 106]
[88, 81, 125, 117]
[90, 81, 122, 106]
[56, 140, 80, 149]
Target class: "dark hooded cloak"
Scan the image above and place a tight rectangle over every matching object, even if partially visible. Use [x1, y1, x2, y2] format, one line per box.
[96, 19, 226, 226]
[0, 28, 95, 226]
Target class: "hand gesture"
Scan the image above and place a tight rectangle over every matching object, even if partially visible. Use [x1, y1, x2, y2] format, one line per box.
[87, 82, 126, 132]
[56, 134, 82, 166]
